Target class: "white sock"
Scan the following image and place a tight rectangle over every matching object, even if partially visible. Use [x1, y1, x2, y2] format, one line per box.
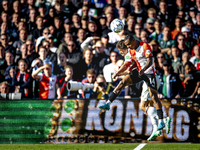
[147, 107, 158, 132]
[106, 100, 111, 105]
[159, 119, 164, 123]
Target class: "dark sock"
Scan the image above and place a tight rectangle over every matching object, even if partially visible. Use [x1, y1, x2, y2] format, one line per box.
[157, 109, 163, 119]
[108, 91, 118, 103]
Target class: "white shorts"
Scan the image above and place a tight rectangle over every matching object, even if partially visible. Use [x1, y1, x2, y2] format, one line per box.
[141, 73, 160, 101]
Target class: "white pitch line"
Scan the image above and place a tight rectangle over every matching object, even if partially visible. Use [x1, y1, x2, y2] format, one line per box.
[133, 143, 147, 150]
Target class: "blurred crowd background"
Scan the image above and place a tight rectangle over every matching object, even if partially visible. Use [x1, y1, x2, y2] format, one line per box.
[0, 0, 200, 99]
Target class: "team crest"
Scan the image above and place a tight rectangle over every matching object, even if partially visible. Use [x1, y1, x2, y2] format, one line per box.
[146, 50, 151, 55]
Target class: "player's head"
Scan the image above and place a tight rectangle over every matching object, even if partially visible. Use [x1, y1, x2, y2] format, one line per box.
[116, 40, 128, 56]
[124, 34, 136, 49]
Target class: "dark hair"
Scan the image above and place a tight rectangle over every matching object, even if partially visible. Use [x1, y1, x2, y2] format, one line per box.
[124, 34, 134, 42]
[185, 61, 196, 72]
[116, 40, 127, 49]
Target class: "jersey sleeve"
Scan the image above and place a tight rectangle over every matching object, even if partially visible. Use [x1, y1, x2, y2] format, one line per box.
[143, 43, 153, 57]
[125, 52, 134, 63]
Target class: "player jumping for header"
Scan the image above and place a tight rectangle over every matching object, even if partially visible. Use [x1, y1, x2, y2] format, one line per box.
[99, 37, 171, 141]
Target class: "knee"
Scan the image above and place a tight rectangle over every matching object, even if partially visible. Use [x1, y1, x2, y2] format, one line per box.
[140, 104, 146, 112]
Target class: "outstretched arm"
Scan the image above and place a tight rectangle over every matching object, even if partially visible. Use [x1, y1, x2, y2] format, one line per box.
[139, 57, 153, 76]
[112, 61, 131, 79]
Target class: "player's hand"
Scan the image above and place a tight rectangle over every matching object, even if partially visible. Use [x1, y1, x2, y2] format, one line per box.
[112, 73, 117, 80]
[139, 69, 144, 76]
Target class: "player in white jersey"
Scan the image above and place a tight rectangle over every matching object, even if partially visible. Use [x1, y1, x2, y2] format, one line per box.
[99, 40, 171, 141]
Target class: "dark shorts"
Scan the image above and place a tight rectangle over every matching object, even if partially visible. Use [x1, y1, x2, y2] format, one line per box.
[129, 69, 157, 90]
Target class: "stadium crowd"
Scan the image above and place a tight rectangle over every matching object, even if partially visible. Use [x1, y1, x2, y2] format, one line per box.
[0, 0, 200, 99]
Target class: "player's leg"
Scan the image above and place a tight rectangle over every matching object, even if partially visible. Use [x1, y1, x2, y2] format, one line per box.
[140, 82, 161, 141]
[141, 73, 166, 130]
[99, 74, 133, 110]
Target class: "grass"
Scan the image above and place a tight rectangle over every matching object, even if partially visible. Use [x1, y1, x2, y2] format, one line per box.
[0, 143, 199, 150]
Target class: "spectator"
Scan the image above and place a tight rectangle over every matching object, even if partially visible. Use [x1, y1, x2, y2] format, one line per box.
[93, 40, 110, 75]
[53, 17, 63, 42]
[176, 33, 190, 57]
[92, 74, 114, 99]
[133, 23, 142, 41]
[35, 28, 50, 52]
[12, 0, 27, 22]
[149, 19, 163, 41]
[54, 52, 68, 87]
[175, 52, 190, 81]
[105, 11, 114, 29]
[98, 14, 108, 35]
[103, 51, 119, 83]
[82, 35, 100, 50]
[54, 1, 63, 17]
[126, 15, 136, 35]
[0, 81, 9, 94]
[27, 8, 37, 35]
[140, 30, 149, 43]
[157, 0, 173, 26]
[13, 28, 28, 55]
[158, 25, 175, 59]
[146, 7, 157, 20]
[76, 28, 87, 51]
[0, 11, 9, 24]
[171, 17, 182, 40]
[189, 7, 197, 25]
[118, 6, 127, 24]
[185, 20, 198, 40]
[76, 49, 99, 81]
[1, 0, 10, 15]
[13, 59, 32, 98]
[38, 3, 47, 19]
[10, 13, 20, 42]
[81, 15, 89, 30]
[60, 65, 78, 98]
[61, 0, 76, 19]
[156, 52, 165, 75]
[0, 34, 15, 55]
[183, 61, 199, 97]
[171, 46, 181, 71]
[5, 67, 15, 93]
[0, 45, 6, 74]
[72, 13, 81, 32]
[101, 34, 113, 54]
[4, 51, 16, 80]
[31, 46, 54, 72]
[77, 4, 97, 19]
[149, 40, 160, 60]
[181, 26, 196, 50]
[190, 45, 200, 70]
[42, 40, 57, 66]
[0, 22, 10, 35]
[25, 39, 39, 69]
[131, 0, 147, 25]
[32, 63, 61, 99]
[44, 7, 56, 27]
[157, 59, 183, 98]
[65, 40, 81, 66]
[145, 18, 155, 36]
[46, 34, 57, 53]
[87, 21, 99, 37]
[57, 33, 73, 55]
[81, 68, 97, 99]
[32, 16, 44, 41]
[63, 18, 76, 38]
[15, 44, 28, 65]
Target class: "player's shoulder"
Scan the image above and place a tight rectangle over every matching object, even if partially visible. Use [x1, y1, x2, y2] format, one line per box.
[141, 42, 150, 50]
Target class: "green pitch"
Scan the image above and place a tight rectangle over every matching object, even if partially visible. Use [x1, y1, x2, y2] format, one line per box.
[0, 143, 199, 150]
